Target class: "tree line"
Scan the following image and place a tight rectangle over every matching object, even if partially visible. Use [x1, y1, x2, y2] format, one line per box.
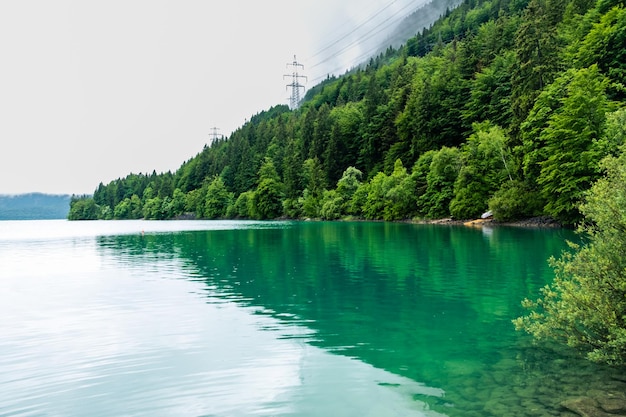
[70, 0, 626, 226]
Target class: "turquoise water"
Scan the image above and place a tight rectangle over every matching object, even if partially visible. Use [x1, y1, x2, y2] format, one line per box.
[0, 220, 619, 416]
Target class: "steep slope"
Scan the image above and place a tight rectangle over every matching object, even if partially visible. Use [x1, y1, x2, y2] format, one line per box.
[71, 0, 626, 225]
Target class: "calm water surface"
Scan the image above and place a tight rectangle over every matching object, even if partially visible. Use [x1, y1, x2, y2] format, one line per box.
[0, 220, 617, 416]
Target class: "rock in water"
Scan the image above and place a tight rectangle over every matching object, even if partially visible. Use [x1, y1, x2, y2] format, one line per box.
[561, 396, 617, 417]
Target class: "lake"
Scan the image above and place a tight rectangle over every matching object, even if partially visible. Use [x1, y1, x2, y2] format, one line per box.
[0, 219, 620, 416]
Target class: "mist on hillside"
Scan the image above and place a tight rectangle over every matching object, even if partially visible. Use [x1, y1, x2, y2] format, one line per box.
[306, 0, 461, 85]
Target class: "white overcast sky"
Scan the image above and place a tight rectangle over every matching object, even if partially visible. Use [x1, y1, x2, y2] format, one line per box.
[0, 0, 426, 195]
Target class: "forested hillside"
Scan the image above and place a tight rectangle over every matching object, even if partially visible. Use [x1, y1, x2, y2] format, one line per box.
[70, 0, 626, 225]
[0, 193, 71, 220]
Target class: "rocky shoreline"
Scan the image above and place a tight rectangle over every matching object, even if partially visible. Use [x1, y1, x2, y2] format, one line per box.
[415, 215, 564, 228]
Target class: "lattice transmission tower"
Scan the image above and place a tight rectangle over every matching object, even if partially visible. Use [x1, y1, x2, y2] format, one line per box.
[284, 55, 307, 110]
[208, 126, 223, 146]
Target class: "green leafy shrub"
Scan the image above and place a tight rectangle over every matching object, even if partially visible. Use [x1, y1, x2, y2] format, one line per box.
[232, 191, 255, 218]
[253, 178, 283, 219]
[489, 180, 544, 221]
[204, 176, 232, 219]
[514, 146, 626, 364]
[68, 196, 100, 220]
[450, 123, 512, 219]
[320, 190, 343, 220]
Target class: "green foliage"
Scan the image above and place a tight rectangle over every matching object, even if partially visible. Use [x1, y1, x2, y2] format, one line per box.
[143, 185, 155, 200]
[520, 64, 614, 224]
[575, 6, 626, 99]
[511, 0, 567, 120]
[336, 166, 363, 216]
[253, 178, 283, 219]
[300, 158, 326, 218]
[536, 65, 611, 224]
[233, 139, 259, 195]
[300, 189, 320, 219]
[384, 159, 417, 220]
[412, 150, 436, 216]
[81, 0, 626, 225]
[142, 197, 164, 220]
[359, 73, 394, 174]
[231, 191, 255, 218]
[514, 146, 626, 364]
[336, 166, 362, 200]
[311, 104, 332, 165]
[68, 196, 100, 220]
[463, 51, 516, 126]
[283, 137, 303, 200]
[320, 190, 343, 220]
[258, 157, 281, 183]
[113, 194, 143, 219]
[450, 123, 513, 219]
[449, 164, 490, 219]
[204, 176, 232, 219]
[396, 55, 470, 156]
[282, 197, 303, 219]
[185, 187, 207, 217]
[251, 157, 284, 219]
[419, 147, 462, 219]
[362, 172, 388, 220]
[489, 180, 544, 221]
[348, 182, 369, 217]
[113, 199, 131, 220]
[170, 189, 186, 217]
[324, 103, 364, 184]
[519, 71, 569, 182]
[600, 107, 626, 155]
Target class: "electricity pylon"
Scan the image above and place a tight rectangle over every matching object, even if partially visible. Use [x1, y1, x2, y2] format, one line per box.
[284, 55, 307, 110]
[208, 127, 222, 146]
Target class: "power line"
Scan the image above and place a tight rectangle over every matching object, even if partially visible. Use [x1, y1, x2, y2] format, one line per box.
[309, 0, 422, 72]
[308, 0, 401, 60]
[277, 1, 443, 104]
[306, 0, 426, 85]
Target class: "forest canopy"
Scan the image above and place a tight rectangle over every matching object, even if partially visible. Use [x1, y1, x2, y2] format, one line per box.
[70, 0, 626, 226]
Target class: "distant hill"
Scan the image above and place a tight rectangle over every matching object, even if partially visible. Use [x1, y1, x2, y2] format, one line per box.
[0, 193, 72, 220]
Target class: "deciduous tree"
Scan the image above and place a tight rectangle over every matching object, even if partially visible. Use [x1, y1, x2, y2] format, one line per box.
[515, 145, 626, 364]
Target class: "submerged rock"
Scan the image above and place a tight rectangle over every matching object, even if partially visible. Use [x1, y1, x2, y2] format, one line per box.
[598, 397, 626, 414]
[561, 396, 626, 417]
[593, 391, 626, 414]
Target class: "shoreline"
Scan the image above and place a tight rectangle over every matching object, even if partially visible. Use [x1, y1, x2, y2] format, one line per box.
[412, 215, 564, 229]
